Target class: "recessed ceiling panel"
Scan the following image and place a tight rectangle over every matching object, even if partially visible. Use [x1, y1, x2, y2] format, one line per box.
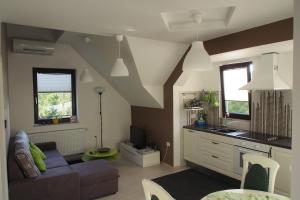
[161, 7, 235, 32]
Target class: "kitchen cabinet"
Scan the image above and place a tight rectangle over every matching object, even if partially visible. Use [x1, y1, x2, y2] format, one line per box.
[183, 129, 202, 164]
[183, 128, 291, 196]
[183, 128, 236, 179]
[271, 147, 291, 197]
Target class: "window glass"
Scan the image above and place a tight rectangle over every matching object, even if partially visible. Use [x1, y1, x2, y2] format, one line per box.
[220, 63, 251, 119]
[33, 68, 76, 124]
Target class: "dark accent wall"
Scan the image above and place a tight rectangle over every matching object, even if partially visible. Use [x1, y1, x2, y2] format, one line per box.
[131, 18, 293, 166]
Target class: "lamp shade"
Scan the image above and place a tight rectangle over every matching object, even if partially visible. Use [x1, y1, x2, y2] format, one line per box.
[110, 58, 129, 77]
[182, 41, 212, 71]
[80, 68, 93, 83]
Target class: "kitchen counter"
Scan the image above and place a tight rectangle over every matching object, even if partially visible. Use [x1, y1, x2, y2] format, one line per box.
[183, 125, 291, 149]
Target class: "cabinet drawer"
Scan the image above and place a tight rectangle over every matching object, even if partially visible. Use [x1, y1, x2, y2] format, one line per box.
[200, 138, 233, 159]
[202, 152, 232, 172]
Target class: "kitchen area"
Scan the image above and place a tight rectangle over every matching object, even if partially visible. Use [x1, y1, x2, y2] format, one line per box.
[175, 40, 293, 197]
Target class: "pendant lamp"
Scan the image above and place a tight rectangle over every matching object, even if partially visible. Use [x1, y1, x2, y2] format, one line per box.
[110, 35, 129, 77]
[80, 68, 93, 83]
[182, 41, 212, 71]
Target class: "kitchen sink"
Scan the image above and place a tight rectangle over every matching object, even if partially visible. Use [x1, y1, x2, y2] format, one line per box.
[208, 127, 243, 136]
[217, 128, 237, 133]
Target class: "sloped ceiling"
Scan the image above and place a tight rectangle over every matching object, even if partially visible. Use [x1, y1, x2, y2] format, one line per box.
[126, 36, 188, 106]
[59, 32, 187, 108]
[59, 32, 163, 108]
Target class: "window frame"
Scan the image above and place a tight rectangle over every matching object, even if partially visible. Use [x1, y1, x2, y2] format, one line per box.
[220, 62, 252, 120]
[32, 67, 77, 125]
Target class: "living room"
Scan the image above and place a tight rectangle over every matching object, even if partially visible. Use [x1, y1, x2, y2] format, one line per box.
[0, 1, 300, 200]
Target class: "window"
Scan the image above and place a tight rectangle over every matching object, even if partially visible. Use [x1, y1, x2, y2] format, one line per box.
[220, 62, 251, 120]
[33, 68, 77, 124]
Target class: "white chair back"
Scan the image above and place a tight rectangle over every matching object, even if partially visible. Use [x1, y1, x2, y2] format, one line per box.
[142, 179, 175, 200]
[241, 154, 280, 193]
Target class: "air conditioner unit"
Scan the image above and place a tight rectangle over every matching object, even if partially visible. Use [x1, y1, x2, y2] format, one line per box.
[13, 39, 55, 55]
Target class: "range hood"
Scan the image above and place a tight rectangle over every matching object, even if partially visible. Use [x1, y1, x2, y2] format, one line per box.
[240, 53, 291, 90]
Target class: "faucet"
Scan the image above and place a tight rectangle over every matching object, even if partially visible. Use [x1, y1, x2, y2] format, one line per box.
[221, 113, 230, 128]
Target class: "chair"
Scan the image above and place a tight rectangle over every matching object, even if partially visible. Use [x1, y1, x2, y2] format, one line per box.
[142, 179, 175, 200]
[241, 154, 280, 193]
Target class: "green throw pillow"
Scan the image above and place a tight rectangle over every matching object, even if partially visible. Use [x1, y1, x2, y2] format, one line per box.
[30, 147, 47, 172]
[30, 141, 46, 160]
[244, 164, 269, 192]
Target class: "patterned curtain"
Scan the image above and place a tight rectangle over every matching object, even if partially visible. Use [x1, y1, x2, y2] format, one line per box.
[251, 91, 292, 138]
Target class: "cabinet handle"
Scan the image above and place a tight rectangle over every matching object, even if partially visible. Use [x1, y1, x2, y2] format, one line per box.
[211, 155, 219, 159]
[211, 141, 219, 145]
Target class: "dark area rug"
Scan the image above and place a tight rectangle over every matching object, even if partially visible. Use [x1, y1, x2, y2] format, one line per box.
[153, 168, 240, 200]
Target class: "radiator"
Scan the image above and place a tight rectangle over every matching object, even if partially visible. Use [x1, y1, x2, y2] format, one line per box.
[28, 128, 87, 155]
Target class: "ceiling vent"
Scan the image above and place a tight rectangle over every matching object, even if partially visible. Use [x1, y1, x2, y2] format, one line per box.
[161, 7, 235, 32]
[13, 39, 55, 55]
[161, 6, 235, 32]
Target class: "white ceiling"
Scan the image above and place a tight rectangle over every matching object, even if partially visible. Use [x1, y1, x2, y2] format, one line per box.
[0, 0, 293, 43]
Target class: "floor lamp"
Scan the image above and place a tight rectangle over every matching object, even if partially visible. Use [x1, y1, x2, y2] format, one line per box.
[95, 87, 110, 153]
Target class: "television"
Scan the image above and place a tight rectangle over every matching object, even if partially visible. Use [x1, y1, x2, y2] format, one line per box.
[130, 126, 146, 149]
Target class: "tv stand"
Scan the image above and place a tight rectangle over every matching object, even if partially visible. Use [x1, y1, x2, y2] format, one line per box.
[120, 142, 160, 167]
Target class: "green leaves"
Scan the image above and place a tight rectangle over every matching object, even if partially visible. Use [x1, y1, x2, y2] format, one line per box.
[38, 92, 72, 119]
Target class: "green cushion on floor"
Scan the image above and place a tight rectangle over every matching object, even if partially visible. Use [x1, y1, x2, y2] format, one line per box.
[244, 164, 269, 192]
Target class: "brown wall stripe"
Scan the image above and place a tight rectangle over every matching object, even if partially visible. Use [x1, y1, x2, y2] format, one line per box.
[204, 18, 293, 55]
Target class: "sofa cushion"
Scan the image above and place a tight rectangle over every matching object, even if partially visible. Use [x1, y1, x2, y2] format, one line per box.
[7, 139, 24, 182]
[15, 140, 41, 178]
[44, 149, 63, 159]
[43, 149, 68, 169]
[30, 147, 47, 172]
[15, 130, 30, 148]
[30, 141, 46, 160]
[45, 155, 68, 169]
[71, 160, 118, 186]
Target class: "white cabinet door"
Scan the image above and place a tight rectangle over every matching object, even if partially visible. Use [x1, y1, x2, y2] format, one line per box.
[271, 147, 291, 197]
[183, 129, 200, 164]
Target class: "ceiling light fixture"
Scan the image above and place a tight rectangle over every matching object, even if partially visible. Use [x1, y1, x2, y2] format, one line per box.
[80, 68, 93, 83]
[182, 14, 212, 72]
[182, 41, 212, 72]
[110, 35, 129, 77]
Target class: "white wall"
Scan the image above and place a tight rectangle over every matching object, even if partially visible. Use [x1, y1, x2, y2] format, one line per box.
[8, 44, 131, 150]
[292, 0, 300, 198]
[0, 22, 9, 200]
[173, 71, 203, 166]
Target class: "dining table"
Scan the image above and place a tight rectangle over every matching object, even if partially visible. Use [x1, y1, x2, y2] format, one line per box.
[201, 189, 290, 200]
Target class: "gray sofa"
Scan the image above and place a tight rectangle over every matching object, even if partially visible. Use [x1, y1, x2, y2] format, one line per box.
[8, 131, 119, 200]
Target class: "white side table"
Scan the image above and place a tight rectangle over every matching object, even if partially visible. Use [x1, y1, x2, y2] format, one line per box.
[120, 142, 160, 167]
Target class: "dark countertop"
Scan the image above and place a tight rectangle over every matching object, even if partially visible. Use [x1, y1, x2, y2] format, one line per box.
[183, 125, 292, 150]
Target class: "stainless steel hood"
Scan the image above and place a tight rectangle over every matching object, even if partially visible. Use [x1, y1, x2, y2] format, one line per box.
[240, 53, 291, 90]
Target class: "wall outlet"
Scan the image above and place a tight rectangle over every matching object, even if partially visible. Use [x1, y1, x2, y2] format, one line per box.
[166, 141, 171, 147]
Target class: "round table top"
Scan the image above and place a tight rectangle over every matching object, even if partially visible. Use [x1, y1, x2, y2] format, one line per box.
[201, 189, 290, 200]
[85, 148, 118, 158]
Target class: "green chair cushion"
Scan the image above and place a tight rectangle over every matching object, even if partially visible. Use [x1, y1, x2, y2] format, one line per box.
[30, 141, 46, 160]
[30, 146, 47, 172]
[244, 164, 269, 192]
